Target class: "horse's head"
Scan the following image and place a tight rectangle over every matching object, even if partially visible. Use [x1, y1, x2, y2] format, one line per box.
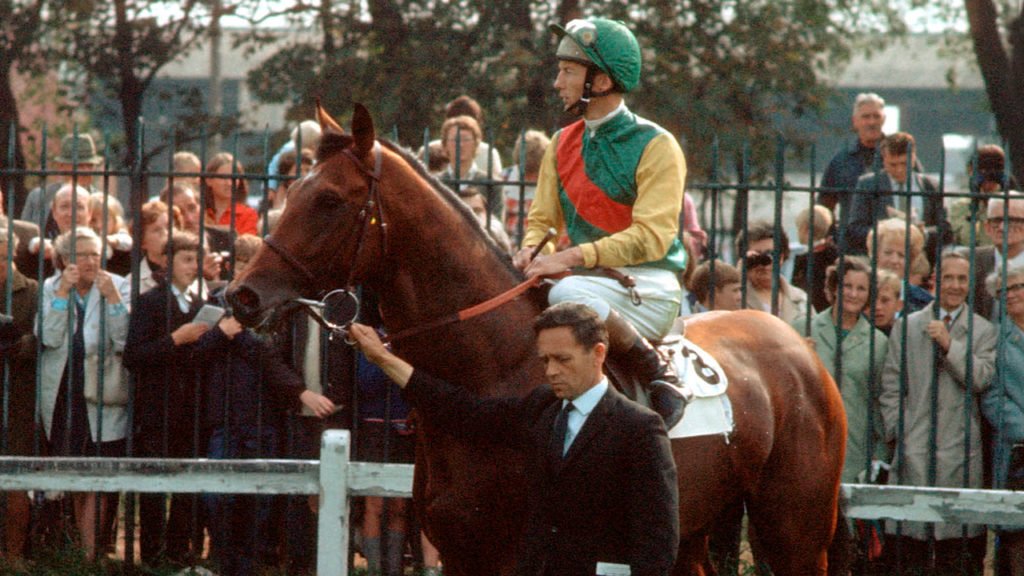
[227, 103, 385, 327]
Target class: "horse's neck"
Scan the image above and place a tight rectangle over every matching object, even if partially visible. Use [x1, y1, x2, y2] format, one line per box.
[378, 191, 520, 321]
[374, 192, 542, 392]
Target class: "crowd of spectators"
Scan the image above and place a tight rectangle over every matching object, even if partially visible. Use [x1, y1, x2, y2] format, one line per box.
[680, 92, 1020, 575]
[0, 127, 350, 574]
[3, 89, 1024, 575]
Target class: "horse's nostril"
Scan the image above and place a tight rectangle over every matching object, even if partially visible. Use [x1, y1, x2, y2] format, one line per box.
[227, 285, 261, 324]
[235, 287, 258, 309]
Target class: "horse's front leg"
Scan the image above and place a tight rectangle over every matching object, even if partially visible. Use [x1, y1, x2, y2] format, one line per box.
[417, 436, 525, 576]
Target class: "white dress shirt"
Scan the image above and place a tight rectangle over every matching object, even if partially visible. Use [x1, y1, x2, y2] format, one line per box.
[560, 378, 609, 455]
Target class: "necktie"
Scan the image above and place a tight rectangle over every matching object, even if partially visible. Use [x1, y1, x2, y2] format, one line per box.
[551, 402, 575, 459]
[944, 314, 952, 329]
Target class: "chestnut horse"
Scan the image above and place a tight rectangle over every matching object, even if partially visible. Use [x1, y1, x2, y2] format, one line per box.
[228, 104, 847, 575]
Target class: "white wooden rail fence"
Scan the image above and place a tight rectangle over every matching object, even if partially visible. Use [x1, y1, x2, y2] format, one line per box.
[0, 430, 414, 576]
[0, 431, 1021, 575]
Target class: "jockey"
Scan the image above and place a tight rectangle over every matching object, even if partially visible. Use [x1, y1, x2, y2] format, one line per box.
[513, 17, 690, 429]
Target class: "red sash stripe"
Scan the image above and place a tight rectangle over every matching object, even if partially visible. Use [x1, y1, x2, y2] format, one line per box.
[556, 122, 634, 234]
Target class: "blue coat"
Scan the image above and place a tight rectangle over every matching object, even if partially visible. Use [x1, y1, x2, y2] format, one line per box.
[193, 323, 306, 433]
[981, 320, 1024, 490]
[821, 136, 878, 215]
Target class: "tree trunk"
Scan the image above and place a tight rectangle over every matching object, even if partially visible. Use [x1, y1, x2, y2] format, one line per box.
[0, 64, 27, 216]
[368, 0, 418, 136]
[966, 0, 1024, 185]
[508, 0, 547, 130]
[320, 0, 336, 58]
[114, 0, 146, 201]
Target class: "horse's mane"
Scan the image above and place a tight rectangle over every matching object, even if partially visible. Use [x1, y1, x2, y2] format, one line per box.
[379, 139, 523, 279]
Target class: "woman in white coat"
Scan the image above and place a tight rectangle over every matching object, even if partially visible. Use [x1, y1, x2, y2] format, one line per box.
[38, 227, 131, 560]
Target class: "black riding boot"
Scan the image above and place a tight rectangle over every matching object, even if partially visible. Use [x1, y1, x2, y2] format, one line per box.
[604, 310, 688, 429]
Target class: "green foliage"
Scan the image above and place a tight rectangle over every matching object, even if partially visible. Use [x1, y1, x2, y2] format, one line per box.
[244, 0, 909, 177]
[50, 0, 225, 176]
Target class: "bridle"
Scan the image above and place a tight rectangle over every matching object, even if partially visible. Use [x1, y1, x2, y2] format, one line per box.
[262, 140, 551, 344]
[264, 140, 386, 292]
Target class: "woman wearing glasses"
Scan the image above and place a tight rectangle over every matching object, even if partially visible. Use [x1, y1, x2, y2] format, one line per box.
[37, 227, 131, 561]
[982, 264, 1024, 573]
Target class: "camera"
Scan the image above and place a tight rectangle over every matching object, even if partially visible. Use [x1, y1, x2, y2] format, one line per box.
[745, 251, 773, 268]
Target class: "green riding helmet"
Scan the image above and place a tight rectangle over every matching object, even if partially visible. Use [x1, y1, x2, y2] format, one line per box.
[550, 18, 641, 93]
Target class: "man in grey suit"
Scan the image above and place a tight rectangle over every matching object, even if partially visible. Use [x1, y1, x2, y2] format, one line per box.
[879, 249, 997, 572]
[844, 132, 949, 255]
[349, 302, 680, 576]
[972, 192, 1024, 320]
[21, 134, 103, 235]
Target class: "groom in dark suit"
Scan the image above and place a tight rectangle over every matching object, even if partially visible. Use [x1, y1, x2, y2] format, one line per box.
[349, 302, 679, 576]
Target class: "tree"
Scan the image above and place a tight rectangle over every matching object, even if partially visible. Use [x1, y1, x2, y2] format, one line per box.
[245, 0, 580, 149]
[246, 0, 906, 178]
[0, 0, 47, 212]
[61, 0, 212, 192]
[965, 0, 1024, 185]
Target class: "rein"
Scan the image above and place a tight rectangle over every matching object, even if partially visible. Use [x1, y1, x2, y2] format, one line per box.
[270, 141, 549, 344]
[382, 275, 544, 343]
[381, 228, 556, 343]
[293, 275, 544, 344]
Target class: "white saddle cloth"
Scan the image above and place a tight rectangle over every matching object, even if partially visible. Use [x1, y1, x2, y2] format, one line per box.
[660, 336, 734, 440]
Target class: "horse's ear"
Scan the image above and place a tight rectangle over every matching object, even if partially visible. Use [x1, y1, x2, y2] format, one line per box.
[316, 100, 345, 134]
[351, 103, 376, 159]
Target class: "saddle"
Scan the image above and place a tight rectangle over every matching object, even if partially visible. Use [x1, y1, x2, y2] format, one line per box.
[606, 333, 728, 406]
[538, 268, 728, 406]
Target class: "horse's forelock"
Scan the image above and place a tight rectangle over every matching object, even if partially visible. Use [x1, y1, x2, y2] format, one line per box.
[317, 129, 354, 162]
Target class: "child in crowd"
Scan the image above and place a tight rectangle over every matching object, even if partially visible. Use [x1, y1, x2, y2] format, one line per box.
[357, 341, 415, 576]
[194, 235, 336, 576]
[792, 205, 838, 313]
[124, 230, 208, 566]
[687, 260, 743, 313]
[870, 269, 903, 336]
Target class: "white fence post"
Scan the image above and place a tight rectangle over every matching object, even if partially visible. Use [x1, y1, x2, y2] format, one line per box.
[318, 429, 350, 576]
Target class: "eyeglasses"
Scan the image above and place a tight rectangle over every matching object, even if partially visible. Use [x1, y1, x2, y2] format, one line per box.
[988, 217, 1024, 226]
[998, 282, 1024, 296]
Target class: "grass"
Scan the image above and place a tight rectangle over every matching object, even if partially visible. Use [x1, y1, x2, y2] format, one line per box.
[0, 547, 444, 576]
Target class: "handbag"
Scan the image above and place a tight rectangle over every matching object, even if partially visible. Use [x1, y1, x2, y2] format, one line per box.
[83, 352, 129, 406]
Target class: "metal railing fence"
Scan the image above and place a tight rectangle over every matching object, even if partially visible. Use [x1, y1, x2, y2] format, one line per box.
[2, 122, 1023, 574]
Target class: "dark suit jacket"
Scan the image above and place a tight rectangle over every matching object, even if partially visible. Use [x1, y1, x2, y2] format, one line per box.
[1, 269, 38, 456]
[792, 242, 839, 313]
[844, 171, 948, 254]
[123, 282, 203, 455]
[820, 136, 879, 214]
[971, 245, 997, 321]
[404, 370, 679, 576]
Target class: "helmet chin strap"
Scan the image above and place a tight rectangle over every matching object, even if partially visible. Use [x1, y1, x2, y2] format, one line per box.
[565, 66, 614, 118]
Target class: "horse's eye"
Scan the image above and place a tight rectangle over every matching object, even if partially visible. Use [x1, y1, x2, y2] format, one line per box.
[317, 192, 343, 210]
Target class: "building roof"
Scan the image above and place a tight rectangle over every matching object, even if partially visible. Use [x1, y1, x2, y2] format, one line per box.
[832, 34, 983, 90]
